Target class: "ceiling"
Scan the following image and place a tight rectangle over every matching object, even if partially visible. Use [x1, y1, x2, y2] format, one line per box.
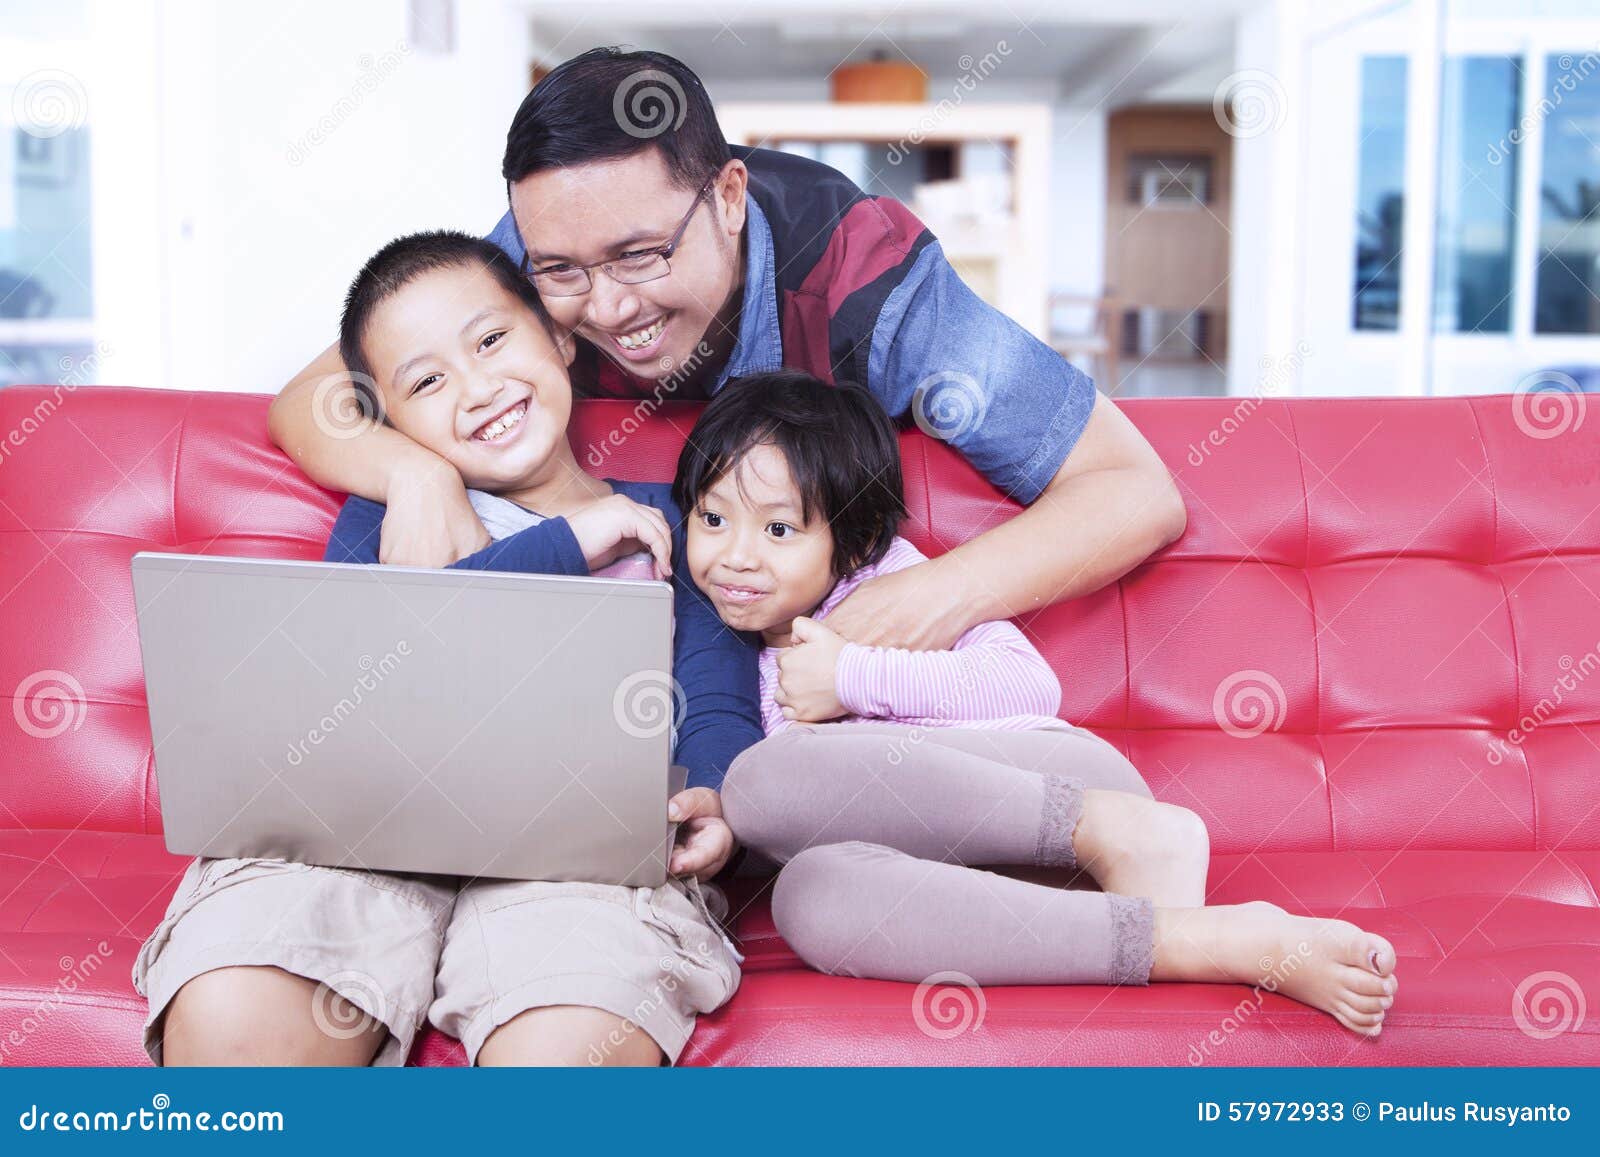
[518, 1, 1245, 107]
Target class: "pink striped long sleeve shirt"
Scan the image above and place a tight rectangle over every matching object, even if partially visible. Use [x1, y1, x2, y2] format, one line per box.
[758, 536, 1073, 736]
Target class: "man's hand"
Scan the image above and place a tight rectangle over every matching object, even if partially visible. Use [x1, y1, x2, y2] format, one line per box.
[668, 787, 735, 881]
[379, 459, 491, 567]
[774, 615, 848, 722]
[821, 559, 972, 651]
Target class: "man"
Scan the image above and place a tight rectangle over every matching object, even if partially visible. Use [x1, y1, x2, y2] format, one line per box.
[269, 46, 1186, 654]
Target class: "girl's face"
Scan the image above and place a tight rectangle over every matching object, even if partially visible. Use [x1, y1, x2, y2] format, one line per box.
[685, 442, 837, 645]
[368, 263, 575, 494]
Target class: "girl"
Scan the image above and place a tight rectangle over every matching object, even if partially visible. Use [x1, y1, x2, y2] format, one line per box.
[676, 370, 1400, 1037]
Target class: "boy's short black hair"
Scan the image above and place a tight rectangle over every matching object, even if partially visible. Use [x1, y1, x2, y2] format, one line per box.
[338, 230, 554, 416]
[673, 370, 908, 578]
[503, 47, 731, 191]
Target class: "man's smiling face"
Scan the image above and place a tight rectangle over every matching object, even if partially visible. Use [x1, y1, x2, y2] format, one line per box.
[510, 148, 746, 386]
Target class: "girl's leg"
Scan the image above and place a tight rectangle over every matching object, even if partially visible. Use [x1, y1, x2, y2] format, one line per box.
[773, 841, 1155, 986]
[775, 842, 1399, 1036]
[722, 725, 1207, 906]
[891, 723, 1155, 800]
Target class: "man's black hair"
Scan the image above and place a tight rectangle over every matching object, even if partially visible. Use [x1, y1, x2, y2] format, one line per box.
[503, 47, 731, 190]
[338, 230, 555, 415]
[673, 370, 908, 578]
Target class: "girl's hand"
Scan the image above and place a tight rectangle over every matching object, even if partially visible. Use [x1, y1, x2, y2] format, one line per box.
[821, 560, 972, 651]
[566, 494, 674, 579]
[668, 787, 735, 880]
[378, 458, 492, 567]
[774, 615, 848, 723]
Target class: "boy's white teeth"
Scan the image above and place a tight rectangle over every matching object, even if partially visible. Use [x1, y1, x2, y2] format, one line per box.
[475, 400, 526, 442]
[616, 318, 665, 350]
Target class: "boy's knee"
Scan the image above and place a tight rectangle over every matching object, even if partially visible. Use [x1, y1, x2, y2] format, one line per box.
[165, 966, 380, 1066]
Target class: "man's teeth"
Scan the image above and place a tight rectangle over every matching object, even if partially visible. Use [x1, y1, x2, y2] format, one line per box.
[474, 401, 526, 442]
[616, 317, 666, 350]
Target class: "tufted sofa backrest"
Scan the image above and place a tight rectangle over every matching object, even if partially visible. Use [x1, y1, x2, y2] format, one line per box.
[1, 386, 1595, 854]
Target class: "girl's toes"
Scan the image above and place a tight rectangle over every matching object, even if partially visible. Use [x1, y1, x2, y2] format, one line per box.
[1343, 965, 1392, 998]
[1345, 992, 1389, 1016]
[1365, 936, 1398, 976]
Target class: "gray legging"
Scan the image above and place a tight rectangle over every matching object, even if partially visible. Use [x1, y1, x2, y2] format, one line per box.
[721, 722, 1159, 986]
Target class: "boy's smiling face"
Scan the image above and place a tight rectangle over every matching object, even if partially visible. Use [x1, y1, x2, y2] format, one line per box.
[364, 262, 575, 494]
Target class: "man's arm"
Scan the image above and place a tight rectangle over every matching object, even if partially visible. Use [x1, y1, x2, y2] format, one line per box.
[828, 392, 1185, 651]
[827, 241, 1186, 650]
[269, 342, 491, 567]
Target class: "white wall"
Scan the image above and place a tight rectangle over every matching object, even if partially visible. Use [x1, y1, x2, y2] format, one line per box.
[158, 0, 532, 391]
[707, 74, 1109, 302]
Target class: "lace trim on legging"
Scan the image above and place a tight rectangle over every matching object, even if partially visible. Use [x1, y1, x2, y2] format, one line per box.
[1107, 894, 1156, 986]
[1033, 773, 1086, 868]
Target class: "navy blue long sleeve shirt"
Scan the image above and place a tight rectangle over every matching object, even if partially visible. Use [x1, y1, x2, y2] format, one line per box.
[322, 480, 762, 790]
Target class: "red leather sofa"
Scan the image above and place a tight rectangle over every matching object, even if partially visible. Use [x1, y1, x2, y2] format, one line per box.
[2, 384, 1597, 1066]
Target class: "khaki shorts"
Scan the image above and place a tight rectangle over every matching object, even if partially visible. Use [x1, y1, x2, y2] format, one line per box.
[132, 857, 741, 1066]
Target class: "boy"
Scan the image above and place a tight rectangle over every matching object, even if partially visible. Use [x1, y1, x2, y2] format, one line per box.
[132, 232, 760, 1067]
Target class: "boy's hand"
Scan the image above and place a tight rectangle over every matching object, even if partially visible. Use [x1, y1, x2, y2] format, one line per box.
[774, 615, 847, 723]
[379, 459, 492, 567]
[567, 494, 674, 579]
[668, 787, 734, 880]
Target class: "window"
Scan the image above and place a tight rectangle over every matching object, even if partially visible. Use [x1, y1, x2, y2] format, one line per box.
[3, 43, 96, 388]
[1534, 51, 1600, 334]
[1353, 56, 1408, 330]
[1432, 56, 1521, 334]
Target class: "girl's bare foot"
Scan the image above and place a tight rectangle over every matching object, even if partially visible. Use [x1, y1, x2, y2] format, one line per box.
[1072, 790, 1210, 908]
[1150, 900, 1399, 1035]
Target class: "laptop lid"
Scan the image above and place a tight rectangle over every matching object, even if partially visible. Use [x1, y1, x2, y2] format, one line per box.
[131, 552, 678, 887]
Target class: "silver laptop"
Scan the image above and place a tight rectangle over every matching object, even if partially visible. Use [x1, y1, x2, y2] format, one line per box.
[131, 552, 683, 887]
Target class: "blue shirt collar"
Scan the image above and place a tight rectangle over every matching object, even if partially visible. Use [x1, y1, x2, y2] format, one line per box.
[712, 195, 783, 391]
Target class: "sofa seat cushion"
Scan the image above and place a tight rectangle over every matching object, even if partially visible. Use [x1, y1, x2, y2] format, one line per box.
[6, 835, 1595, 1066]
[701, 850, 1600, 1066]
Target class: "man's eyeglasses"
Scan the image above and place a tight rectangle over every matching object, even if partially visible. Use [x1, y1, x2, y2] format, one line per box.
[523, 172, 718, 298]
